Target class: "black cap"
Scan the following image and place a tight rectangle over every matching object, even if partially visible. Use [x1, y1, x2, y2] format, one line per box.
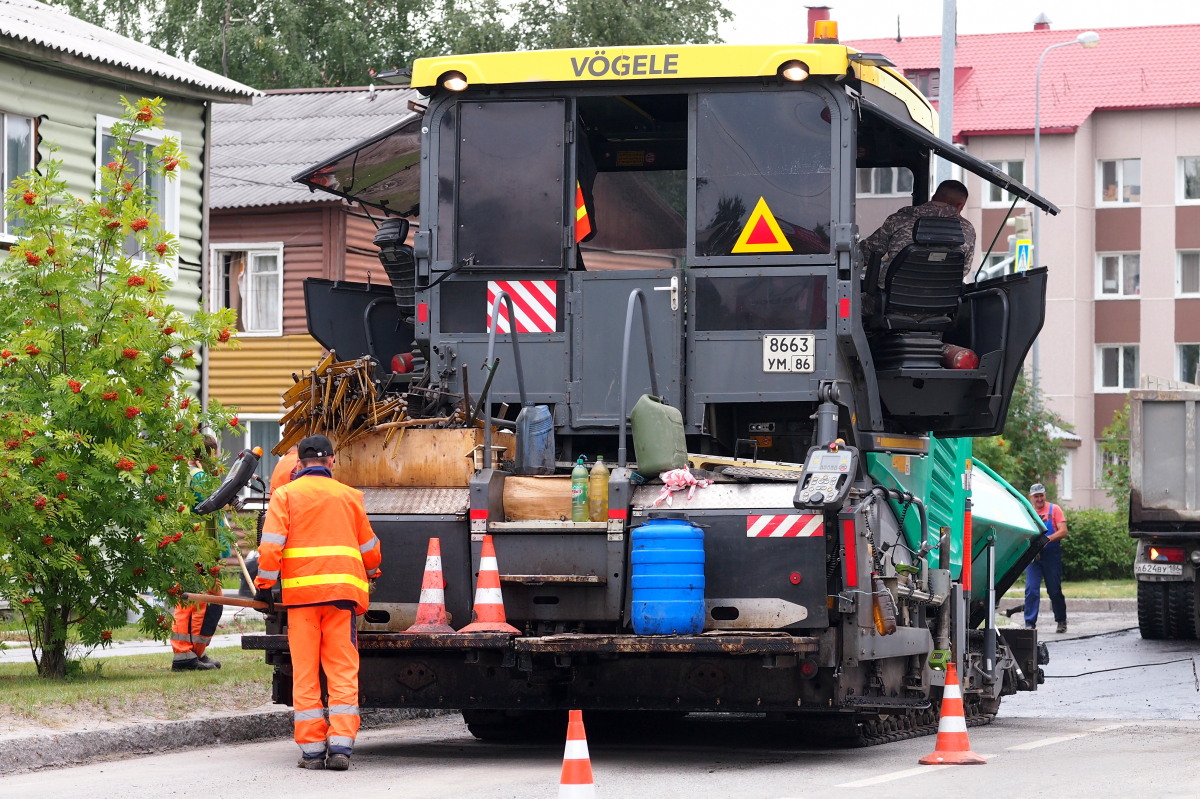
[298, 434, 335, 459]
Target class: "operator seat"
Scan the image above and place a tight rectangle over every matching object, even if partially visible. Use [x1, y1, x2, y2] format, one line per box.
[865, 216, 966, 370]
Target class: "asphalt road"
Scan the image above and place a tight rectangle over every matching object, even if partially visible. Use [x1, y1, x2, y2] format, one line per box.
[5, 711, 1199, 799]
[4, 624, 1199, 799]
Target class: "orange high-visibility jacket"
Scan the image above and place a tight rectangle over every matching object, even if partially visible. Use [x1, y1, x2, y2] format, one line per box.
[255, 473, 381, 613]
[270, 450, 299, 490]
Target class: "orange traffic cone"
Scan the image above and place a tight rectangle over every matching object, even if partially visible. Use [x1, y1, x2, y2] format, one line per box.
[558, 709, 596, 798]
[405, 537, 456, 633]
[919, 661, 987, 765]
[458, 534, 520, 633]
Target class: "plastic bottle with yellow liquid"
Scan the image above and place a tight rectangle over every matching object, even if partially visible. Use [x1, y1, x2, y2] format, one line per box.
[872, 573, 898, 635]
[588, 456, 610, 522]
[571, 456, 589, 522]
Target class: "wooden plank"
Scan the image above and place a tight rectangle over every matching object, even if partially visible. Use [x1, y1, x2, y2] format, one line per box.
[334, 428, 513, 488]
[502, 476, 572, 521]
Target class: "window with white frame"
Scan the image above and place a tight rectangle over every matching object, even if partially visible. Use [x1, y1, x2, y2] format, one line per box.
[1179, 156, 1200, 203]
[1179, 251, 1200, 296]
[96, 114, 180, 272]
[1095, 439, 1127, 484]
[210, 243, 283, 335]
[1098, 158, 1141, 205]
[856, 167, 914, 197]
[1, 111, 35, 239]
[1097, 253, 1140, 297]
[1097, 344, 1139, 390]
[1179, 344, 1200, 385]
[985, 160, 1024, 205]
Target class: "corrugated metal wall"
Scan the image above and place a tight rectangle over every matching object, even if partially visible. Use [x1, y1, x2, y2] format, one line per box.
[206, 334, 325, 413]
[1, 60, 208, 319]
[344, 210, 384, 283]
[212, 204, 339, 336]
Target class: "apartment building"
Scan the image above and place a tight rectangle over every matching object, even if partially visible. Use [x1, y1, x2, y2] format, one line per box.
[847, 22, 1200, 507]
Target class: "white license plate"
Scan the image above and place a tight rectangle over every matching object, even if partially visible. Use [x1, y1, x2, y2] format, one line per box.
[1135, 562, 1183, 576]
[762, 334, 815, 373]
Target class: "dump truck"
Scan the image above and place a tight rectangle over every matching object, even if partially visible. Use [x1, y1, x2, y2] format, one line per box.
[1129, 379, 1200, 639]
[244, 24, 1057, 744]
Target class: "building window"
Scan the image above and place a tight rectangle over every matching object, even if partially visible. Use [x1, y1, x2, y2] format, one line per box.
[1098, 158, 1140, 204]
[96, 115, 180, 274]
[217, 415, 282, 498]
[856, 167, 913, 197]
[210, 243, 283, 335]
[1179, 252, 1200, 296]
[1179, 344, 1200, 385]
[904, 69, 940, 100]
[1095, 439, 1127, 484]
[1097, 253, 1139, 297]
[1097, 344, 1138, 391]
[1179, 156, 1200, 203]
[1, 111, 35, 239]
[985, 160, 1024, 205]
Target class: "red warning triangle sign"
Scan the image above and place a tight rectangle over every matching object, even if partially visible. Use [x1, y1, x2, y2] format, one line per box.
[732, 197, 792, 254]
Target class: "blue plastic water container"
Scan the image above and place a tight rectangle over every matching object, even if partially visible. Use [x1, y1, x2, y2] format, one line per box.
[630, 512, 705, 635]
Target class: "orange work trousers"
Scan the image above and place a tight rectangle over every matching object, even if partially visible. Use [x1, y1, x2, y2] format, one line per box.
[287, 604, 361, 757]
[171, 578, 222, 664]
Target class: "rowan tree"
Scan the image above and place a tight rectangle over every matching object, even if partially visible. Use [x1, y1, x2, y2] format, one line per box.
[0, 98, 240, 678]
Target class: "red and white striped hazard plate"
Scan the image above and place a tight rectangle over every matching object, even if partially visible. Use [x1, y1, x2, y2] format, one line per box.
[746, 514, 823, 538]
[487, 280, 558, 333]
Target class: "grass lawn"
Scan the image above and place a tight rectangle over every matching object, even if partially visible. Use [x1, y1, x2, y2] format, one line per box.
[1003, 578, 1136, 599]
[0, 647, 273, 728]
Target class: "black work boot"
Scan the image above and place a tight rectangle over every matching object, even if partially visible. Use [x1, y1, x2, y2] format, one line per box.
[172, 657, 218, 671]
[326, 753, 350, 771]
[297, 756, 326, 770]
[197, 654, 222, 669]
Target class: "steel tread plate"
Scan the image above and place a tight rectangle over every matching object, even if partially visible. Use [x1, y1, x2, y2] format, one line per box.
[361, 487, 469, 515]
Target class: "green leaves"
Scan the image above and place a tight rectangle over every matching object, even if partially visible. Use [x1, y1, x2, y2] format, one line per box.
[0, 99, 238, 677]
[973, 373, 1071, 502]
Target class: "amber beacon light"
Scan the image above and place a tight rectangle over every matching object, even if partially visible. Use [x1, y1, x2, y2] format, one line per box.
[813, 19, 839, 43]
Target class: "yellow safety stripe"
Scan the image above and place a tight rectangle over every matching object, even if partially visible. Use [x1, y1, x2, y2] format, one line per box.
[282, 545, 362, 560]
[282, 573, 370, 593]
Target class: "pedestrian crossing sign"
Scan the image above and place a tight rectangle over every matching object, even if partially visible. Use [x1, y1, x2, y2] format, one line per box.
[1015, 239, 1032, 273]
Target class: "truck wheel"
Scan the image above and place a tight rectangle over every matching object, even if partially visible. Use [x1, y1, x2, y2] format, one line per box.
[1165, 580, 1200, 640]
[1138, 581, 1169, 640]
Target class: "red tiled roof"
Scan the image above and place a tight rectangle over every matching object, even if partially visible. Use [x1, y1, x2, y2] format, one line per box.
[844, 25, 1200, 140]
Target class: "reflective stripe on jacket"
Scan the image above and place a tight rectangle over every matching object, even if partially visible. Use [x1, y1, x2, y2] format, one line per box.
[254, 473, 381, 614]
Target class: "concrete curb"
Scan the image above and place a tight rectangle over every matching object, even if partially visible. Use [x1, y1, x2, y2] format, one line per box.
[0, 707, 444, 775]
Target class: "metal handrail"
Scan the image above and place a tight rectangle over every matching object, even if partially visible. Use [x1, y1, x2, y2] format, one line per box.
[617, 288, 660, 468]
[482, 291, 529, 469]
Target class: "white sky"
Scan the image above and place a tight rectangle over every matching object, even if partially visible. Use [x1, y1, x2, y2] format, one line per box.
[723, 0, 1200, 43]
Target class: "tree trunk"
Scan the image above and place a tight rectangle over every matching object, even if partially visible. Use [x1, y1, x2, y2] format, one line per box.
[35, 604, 71, 679]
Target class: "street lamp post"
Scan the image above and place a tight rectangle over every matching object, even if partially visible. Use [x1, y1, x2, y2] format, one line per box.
[1031, 30, 1099, 403]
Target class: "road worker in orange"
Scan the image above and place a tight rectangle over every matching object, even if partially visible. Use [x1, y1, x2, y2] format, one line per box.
[254, 434, 381, 771]
[171, 435, 227, 671]
[270, 444, 299, 490]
